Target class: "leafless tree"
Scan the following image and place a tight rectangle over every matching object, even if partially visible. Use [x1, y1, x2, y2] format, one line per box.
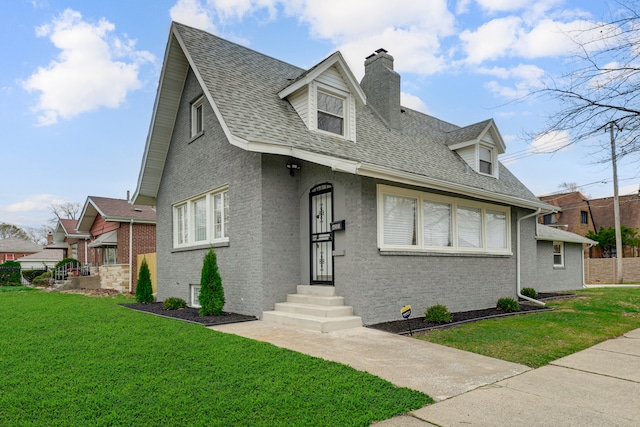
[533, 0, 640, 162]
[24, 226, 51, 245]
[48, 201, 82, 228]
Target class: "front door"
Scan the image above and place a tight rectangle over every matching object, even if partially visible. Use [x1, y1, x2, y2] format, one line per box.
[310, 183, 334, 285]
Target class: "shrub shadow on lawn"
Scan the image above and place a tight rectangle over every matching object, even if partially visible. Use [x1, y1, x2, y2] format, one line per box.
[368, 293, 575, 335]
[121, 302, 257, 326]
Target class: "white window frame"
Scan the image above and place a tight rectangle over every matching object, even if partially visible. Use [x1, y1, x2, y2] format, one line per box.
[313, 84, 351, 140]
[553, 241, 564, 267]
[190, 284, 201, 308]
[478, 145, 494, 176]
[173, 186, 229, 248]
[377, 184, 511, 254]
[191, 96, 204, 137]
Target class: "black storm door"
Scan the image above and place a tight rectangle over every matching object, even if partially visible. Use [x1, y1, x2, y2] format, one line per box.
[309, 183, 334, 285]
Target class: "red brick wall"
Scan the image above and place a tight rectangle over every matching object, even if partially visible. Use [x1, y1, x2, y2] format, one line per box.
[117, 223, 156, 292]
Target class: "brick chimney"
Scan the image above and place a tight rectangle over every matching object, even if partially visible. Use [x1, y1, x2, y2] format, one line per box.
[360, 48, 401, 131]
[47, 231, 53, 245]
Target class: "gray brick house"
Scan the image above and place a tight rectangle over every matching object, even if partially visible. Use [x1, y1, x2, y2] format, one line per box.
[132, 22, 591, 327]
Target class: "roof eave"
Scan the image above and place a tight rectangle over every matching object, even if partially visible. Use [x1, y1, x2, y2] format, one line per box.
[357, 162, 555, 212]
[278, 51, 367, 105]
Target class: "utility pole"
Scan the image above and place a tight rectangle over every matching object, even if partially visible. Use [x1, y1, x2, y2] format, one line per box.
[608, 122, 623, 283]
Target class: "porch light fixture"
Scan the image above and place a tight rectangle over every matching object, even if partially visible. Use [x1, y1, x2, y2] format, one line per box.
[286, 162, 301, 176]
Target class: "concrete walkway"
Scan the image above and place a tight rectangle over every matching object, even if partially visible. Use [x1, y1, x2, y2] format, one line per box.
[210, 321, 529, 402]
[211, 322, 640, 426]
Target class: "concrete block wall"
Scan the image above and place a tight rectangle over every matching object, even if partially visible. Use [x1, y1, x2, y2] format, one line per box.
[585, 257, 640, 283]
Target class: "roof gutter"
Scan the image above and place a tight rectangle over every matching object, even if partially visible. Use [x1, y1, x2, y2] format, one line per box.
[357, 162, 555, 211]
[517, 208, 546, 306]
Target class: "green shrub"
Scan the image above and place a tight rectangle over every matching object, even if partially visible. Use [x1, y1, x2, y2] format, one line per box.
[32, 272, 52, 286]
[0, 261, 21, 285]
[22, 269, 46, 283]
[521, 287, 538, 299]
[199, 248, 225, 316]
[424, 304, 452, 323]
[163, 297, 187, 310]
[135, 258, 154, 303]
[497, 297, 520, 313]
[54, 258, 80, 270]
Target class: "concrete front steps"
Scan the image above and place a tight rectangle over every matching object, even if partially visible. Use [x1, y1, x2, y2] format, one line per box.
[262, 285, 362, 333]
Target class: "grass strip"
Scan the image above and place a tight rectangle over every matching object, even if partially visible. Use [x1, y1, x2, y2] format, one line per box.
[417, 288, 640, 367]
[0, 290, 431, 426]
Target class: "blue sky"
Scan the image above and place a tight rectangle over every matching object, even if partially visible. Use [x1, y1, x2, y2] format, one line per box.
[1, 0, 638, 231]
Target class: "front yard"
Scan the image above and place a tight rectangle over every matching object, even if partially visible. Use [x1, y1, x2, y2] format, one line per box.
[0, 289, 430, 426]
[417, 288, 640, 367]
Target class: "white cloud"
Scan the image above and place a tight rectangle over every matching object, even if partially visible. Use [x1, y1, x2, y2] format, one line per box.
[22, 9, 154, 126]
[401, 92, 429, 114]
[481, 64, 545, 99]
[460, 16, 523, 64]
[6, 194, 63, 213]
[530, 130, 572, 154]
[170, 0, 217, 32]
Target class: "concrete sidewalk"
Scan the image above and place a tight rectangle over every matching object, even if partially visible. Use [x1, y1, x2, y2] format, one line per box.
[210, 321, 529, 402]
[388, 328, 640, 426]
[211, 321, 640, 426]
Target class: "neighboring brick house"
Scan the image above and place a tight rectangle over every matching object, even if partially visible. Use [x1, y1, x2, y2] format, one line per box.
[76, 196, 156, 292]
[539, 191, 640, 258]
[538, 192, 595, 237]
[589, 192, 640, 257]
[49, 219, 92, 264]
[132, 23, 590, 328]
[0, 238, 43, 263]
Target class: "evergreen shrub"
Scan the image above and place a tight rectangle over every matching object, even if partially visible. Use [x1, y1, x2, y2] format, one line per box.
[135, 258, 154, 303]
[199, 248, 225, 316]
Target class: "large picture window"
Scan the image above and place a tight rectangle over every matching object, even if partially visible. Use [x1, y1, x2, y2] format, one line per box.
[377, 185, 510, 254]
[173, 186, 229, 248]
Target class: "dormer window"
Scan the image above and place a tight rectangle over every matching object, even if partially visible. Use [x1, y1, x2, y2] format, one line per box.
[479, 146, 493, 175]
[317, 91, 344, 135]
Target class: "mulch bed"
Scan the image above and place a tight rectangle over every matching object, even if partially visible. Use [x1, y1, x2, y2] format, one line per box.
[120, 302, 257, 326]
[368, 293, 575, 335]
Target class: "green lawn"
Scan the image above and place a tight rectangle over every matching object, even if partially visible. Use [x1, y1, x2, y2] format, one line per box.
[417, 288, 640, 368]
[0, 289, 431, 426]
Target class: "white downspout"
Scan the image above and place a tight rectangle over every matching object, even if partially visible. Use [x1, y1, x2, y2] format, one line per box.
[517, 208, 545, 306]
[129, 219, 133, 293]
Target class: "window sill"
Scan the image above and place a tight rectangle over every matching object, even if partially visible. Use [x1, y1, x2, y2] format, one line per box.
[188, 130, 205, 144]
[379, 249, 512, 258]
[172, 241, 229, 253]
[553, 265, 565, 269]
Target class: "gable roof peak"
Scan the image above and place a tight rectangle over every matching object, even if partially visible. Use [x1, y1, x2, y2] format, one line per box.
[278, 50, 366, 104]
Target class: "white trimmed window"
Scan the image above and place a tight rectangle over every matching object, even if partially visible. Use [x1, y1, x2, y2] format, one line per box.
[553, 241, 564, 267]
[479, 146, 493, 175]
[377, 184, 511, 254]
[317, 90, 344, 136]
[190, 285, 201, 308]
[191, 96, 204, 137]
[173, 186, 229, 248]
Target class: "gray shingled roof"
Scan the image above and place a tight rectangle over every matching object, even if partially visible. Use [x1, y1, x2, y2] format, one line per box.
[137, 22, 551, 210]
[0, 238, 43, 253]
[536, 224, 596, 245]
